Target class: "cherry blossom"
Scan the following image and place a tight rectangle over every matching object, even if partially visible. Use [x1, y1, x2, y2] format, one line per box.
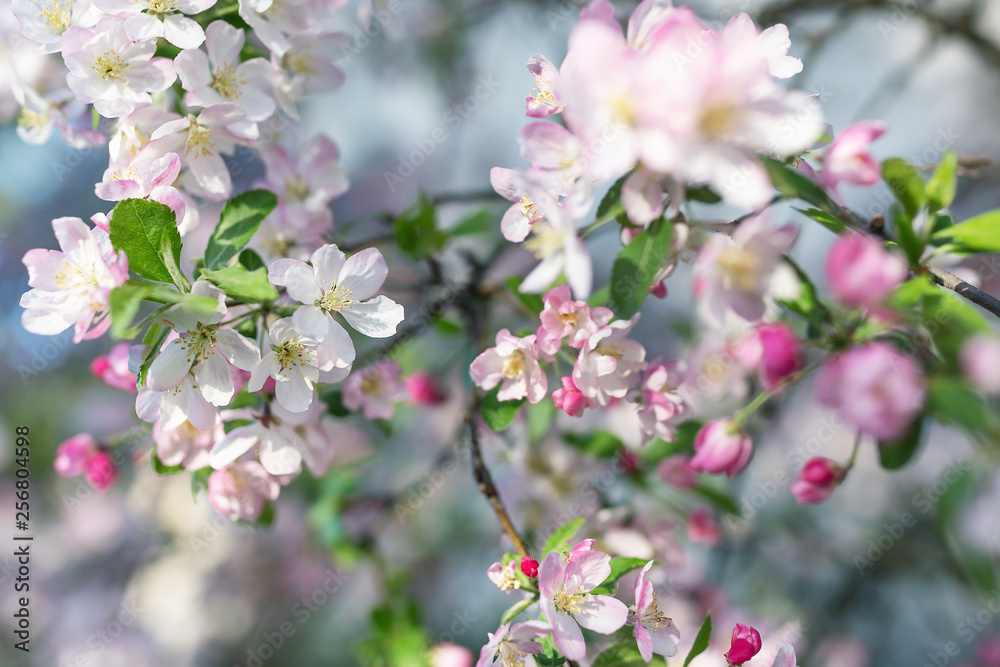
[136, 374, 220, 431]
[174, 20, 279, 121]
[248, 318, 327, 413]
[470, 329, 547, 404]
[825, 232, 907, 309]
[92, 0, 216, 49]
[637, 359, 689, 443]
[961, 334, 1000, 394]
[207, 461, 280, 521]
[54, 433, 98, 477]
[20, 216, 129, 342]
[153, 418, 222, 470]
[342, 361, 408, 420]
[12, 77, 105, 147]
[536, 285, 612, 357]
[573, 316, 647, 407]
[272, 32, 350, 117]
[475, 620, 551, 667]
[490, 167, 549, 243]
[96, 152, 186, 220]
[267, 244, 404, 370]
[790, 457, 845, 504]
[85, 450, 117, 490]
[629, 560, 680, 662]
[689, 419, 754, 477]
[12, 0, 100, 53]
[726, 623, 763, 665]
[62, 16, 176, 118]
[525, 54, 563, 118]
[537, 543, 628, 660]
[145, 281, 261, 407]
[90, 341, 137, 392]
[552, 376, 593, 417]
[486, 561, 520, 593]
[818, 121, 887, 193]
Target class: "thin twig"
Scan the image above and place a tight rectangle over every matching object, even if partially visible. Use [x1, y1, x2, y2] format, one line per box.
[926, 265, 1000, 318]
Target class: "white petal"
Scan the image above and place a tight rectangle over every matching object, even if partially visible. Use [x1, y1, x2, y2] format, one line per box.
[146, 338, 192, 391]
[197, 351, 235, 406]
[338, 247, 387, 301]
[209, 424, 260, 468]
[310, 244, 346, 283]
[292, 305, 330, 341]
[216, 328, 261, 370]
[317, 319, 356, 370]
[275, 370, 315, 412]
[341, 296, 403, 338]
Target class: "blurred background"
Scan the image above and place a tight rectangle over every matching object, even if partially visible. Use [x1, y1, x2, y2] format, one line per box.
[1, 0, 1000, 665]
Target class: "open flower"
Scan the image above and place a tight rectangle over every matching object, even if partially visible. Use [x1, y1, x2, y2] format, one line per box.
[537, 543, 628, 660]
[96, 151, 185, 220]
[342, 360, 408, 420]
[207, 461, 280, 521]
[248, 318, 325, 413]
[525, 54, 564, 118]
[13, 0, 100, 53]
[92, 0, 215, 48]
[146, 281, 260, 407]
[476, 621, 551, 667]
[486, 561, 520, 593]
[20, 216, 128, 342]
[536, 284, 612, 357]
[637, 359, 689, 443]
[470, 329, 547, 404]
[573, 316, 647, 407]
[629, 561, 680, 662]
[268, 243, 404, 371]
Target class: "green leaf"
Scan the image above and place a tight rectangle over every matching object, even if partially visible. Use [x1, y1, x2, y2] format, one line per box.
[136, 326, 170, 391]
[891, 206, 922, 266]
[109, 198, 183, 284]
[776, 256, 826, 329]
[527, 399, 557, 443]
[609, 217, 673, 318]
[542, 517, 585, 555]
[640, 420, 701, 465]
[500, 597, 535, 625]
[109, 283, 152, 339]
[481, 387, 525, 431]
[691, 484, 740, 515]
[597, 173, 629, 219]
[204, 189, 277, 270]
[201, 264, 279, 302]
[795, 207, 846, 235]
[152, 450, 184, 475]
[592, 640, 648, 667]
[925, 150, 958, 213]
[882, 158, 925, 217]
[238, 247, 266, 271]
[878, 419, 925, 469]
[255, 501, 275, 527]
[320, 388, 350, 417]
[564, 430, 625, 458]
[683, 613, 713, 667]
[926, 377, 993, 433]
[536, 637, 567, 667]
[449, 208, 493, 236]
[686, 184, 722, 204]
[394, 193, 446, 258]
[763, 158, 837, 212]
[931, 209, 1000, 254]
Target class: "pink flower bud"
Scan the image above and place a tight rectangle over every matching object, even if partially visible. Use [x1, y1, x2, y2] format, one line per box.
[520, 557, 539, 578]
[658, 454, 698, 489]
[90, 342, 138, 393]
[689, 420, 753, 477]
[790, 457, 845, 504]
[552, 376, 592, 417]
[406, 373, 445, 404]
[755, 323, 802, 389]
[84, 451, 117, 491]
[54, 434, 98, 477]
[819, 121, 887, 190]
[825, 233, 907, 309]
[726, 623, 763, 665]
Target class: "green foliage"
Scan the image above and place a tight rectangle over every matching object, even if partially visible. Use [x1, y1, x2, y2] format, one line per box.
[590, 557, 649, 595]
[882, 158, 926, 217]
[686, 184, 722, 204]
[500, 597, 535, 625]
[564, 430, 625, 458]
[542, 517, 585, 555]
[931, 208, 1000, 255]
[878, 419, 925, 470]
[151, 450, 184, 475]
[394, 194, 446, 258]
[592, 639, 647, 667]
[776, 256, 827, 330]
[449, 208, 493, 236]
[321, 388, 351, 417]
[597, 173, 629, 219]
[609, 217, 673, 318]
[527, 399, 557, 442]
[481, 387, 526, 431]
[683, 613, 713, 667]
[795, 207, 846, 235]
[357, 601, 430, 667]
[926, 377, 995, 434]
[200, 264, 279, 302]
[109, 198, 185, 286]
[763, 157, 836, 212]
[204, 189, 277, 270]
[640, 421, 701, 465]
[925, 150, 957, 213]
[536, 636, 567, 667]
[238, 247, 266, 271]
[108, 282, 218, 339]
[506, 276, 545, 315]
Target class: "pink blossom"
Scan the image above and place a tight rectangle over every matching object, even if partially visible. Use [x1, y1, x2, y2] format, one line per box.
[272, 33, 350, 116]
[432, 643, 473, 667]
[153, 419, 223, 470]
[638, 359, 689, 442]
[688, 508, 721, 545]
[790, 457, 845, 504]
[85, 450, 117, 490]
[657, 455, 698, 489]
[476, 620, 551, 667]
[12, 78, 105, 148]
[689, 420, 753, 477]
[726, 623, 763, 665]
[96, 152, 186, 221]
[174, 20, 279, 122]
[486, 561, 520, 593]
[490, 167, 548, 243]
[721, 14, 803, 79]
[90, 342, 137, 392]
[12, 0, 101, 53]
[962, 334, 1000, 394]
[693, 216, 799, 322]
[406, 373, 445, 405]
[518, 122, 587, 198]
[108, 104, 181, 169]
[573, 317, 647, 407]
[770, 645, 798, 667]
[20, 216, 129, 342]
[630, 560, 680, 662]
[552, 376, 593, 417]
[525, 54, 564, 118]
[136, 375, 221, 432]
[342, 361, 408, 420]
[751, 323, 803, 390]
[470, 329, 547, 404]
[207, 461, 280, 521]
[62, 17, 176, 118]
[54, 433, 98, 477]
[825, 233, 907, 309]
[819, 121, 887, 192]
[537, 285, 612, 357]
[815, 342, 925, 441]
[538, 545, 628, 660]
